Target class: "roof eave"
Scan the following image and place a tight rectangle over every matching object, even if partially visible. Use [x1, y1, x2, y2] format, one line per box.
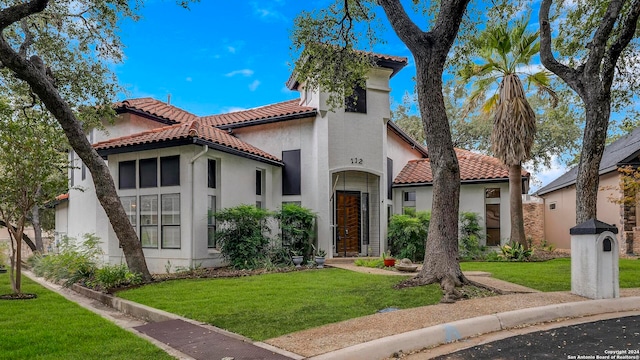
[387, 121, 428, 157]
[392, 177, 511, 188]
[192, 138, 283, 167]
[115, 108, 180, 126]
[216, 111, 317, 130]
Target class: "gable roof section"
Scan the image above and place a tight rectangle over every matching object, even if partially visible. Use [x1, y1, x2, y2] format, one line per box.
[394, 149, 528, 186]
[536, 126, 640, 196]
[93, 120, 282, 166]
[201, 99, 316, 129]
[114, 98, 198, 125]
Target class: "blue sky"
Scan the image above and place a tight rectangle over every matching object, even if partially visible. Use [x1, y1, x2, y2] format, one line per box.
[114, 0, 565, 190]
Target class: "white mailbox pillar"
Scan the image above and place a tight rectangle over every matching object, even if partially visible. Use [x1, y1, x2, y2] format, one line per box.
[570, 219, 619, 299]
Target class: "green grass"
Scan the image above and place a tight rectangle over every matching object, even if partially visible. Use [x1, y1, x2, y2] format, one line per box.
[119, 268, 442, 340]
[0, 274, 174, 360]
[461, 258, 640, 292]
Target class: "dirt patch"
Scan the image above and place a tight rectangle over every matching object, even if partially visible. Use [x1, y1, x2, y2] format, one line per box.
[0, 292, 37, 300]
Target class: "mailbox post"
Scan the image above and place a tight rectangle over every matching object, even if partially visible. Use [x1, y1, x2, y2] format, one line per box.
[570, 219, 619, 299]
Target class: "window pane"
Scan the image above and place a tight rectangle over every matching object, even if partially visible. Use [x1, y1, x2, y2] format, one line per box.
[161, 194, 180, 225]
[70, 152, 75, 187]
[119, 161, 136, 189]
[485, 188, 500, 198]
[404, 191, 416, 201]
[81, 163, 86, 181]
[208, 159, 216, 189]
[141, 226, 158, 248]
[282, 150, 301, 195]
[140, 195, 158, 226]
[255, 169, 262, 195]
[208, 195, 216, 248]
[162, 226, 181, 249]
[139, 158, 158, 188]
[120, 196, 137, 228]
[161, 156, 180, 186]
[345, 84, 367, 113]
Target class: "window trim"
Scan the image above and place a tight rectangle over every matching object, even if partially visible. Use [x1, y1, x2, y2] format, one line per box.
[140, 194, 159, 248]
[161, 193, 181, 249]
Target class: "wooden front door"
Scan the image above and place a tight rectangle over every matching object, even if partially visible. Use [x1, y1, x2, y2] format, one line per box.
[336, 191, 361, 256]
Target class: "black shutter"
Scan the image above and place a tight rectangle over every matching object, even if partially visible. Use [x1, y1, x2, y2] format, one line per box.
[208, 159, 216, 189]
[160, 156, 180, 186]
[282, 150, 301, 195]
[119, 161, 136, 189]
[387, 158, 393, 200]
[139, 158, 158, 188]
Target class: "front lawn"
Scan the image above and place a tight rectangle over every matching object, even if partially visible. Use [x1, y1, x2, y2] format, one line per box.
[0, 274, 174, 360]
[118, 268, 442, 340]
[461, 258, 640, 292]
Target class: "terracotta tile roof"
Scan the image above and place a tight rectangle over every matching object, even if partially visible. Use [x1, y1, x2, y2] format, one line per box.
[200, 99, 316, 128]
[93, 120, 281, 164]
[55, 193, 69, 201]
[394, 149, 529, 185]
[114, 98, 198, 124]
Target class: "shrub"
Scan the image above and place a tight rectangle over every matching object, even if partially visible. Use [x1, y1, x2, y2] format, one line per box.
[215, 205, 272, 269]
[275, 203, 316, 261]
[387, 211, 430, 262]
[30, 234, 102, 286]
[354, 258, 385, 268]
[90, 264, 143, 290]
[499, 242, 534, 261]
[458, 212, 487, 260]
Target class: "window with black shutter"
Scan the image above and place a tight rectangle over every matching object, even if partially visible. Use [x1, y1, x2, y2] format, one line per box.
[139, 158, 158, 188]
[119, 160, 136, 189]
[282, 150, 301, 195]
[345, 84, 367, 113]
[160, 156, 180, 186]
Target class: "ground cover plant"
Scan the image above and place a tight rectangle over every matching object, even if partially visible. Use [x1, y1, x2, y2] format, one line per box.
[460, 258, 640, 292]
[0, 274, 172, 360]
[119, 268, 442, 340]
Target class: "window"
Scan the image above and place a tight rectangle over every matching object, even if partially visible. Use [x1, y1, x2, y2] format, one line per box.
[485, 188, 500, 198]
[256, 169, 263, 196]
[549, 203, 557, 210]
[403, 191, 416, 214]
[282, 150, 301, 195]
[120, 196, 137, 232]
[119, 161, 136, 189]
[69, 152, 75, 187]
[161, 194, 180, 249]
[345, 84, 367, 113]
[208, 159, 216, 189]
[140, 195, 158, 248]
[81, 162, 86, 181]
[208, 195, 216, 248]
[387, 158, 393, 200]
[160, 156, 180, 186]
[139, 158, 158, 188]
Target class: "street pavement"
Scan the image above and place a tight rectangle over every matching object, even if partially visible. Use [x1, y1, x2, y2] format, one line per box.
[434, 315, 640, 360]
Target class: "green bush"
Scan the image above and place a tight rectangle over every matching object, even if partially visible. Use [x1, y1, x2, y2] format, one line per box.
[215, 205, 272, 269]
[30, 234, 102, 286]
[91, 264, 143, 290]
[388, 211, 430, 262]
[354, 258, 385, 268]
[499, 242, 534, 261]
[275, 203, 316, 261]
[458, 212, 487, 260]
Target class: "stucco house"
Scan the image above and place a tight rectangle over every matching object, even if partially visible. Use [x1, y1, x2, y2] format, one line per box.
[54, 53, 529, 273]
[536, 126, 640, 254]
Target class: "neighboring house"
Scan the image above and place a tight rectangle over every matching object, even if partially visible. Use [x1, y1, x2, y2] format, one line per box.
[55, 52, 529, 273]
[536, 126, 640, 254]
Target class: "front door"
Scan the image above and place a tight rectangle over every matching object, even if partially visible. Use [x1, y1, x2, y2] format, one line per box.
[336, 191, 361, 256]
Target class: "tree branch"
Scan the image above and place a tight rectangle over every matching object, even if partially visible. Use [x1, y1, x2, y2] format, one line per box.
[18, 19, 34, 58]
[378, 0, 428, 53]
[602, 0, 640, 89]
[539, 0, 580, 90]
[584, 0, 625, 76]
[0, 219, 37, 252]
[0, 0, 48, 31]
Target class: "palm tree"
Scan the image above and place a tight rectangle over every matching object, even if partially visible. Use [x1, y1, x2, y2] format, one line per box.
[460, 20, 556, 249]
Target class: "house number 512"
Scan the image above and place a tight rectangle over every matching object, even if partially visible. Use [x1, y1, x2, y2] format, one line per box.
[351, 158, 363, 164]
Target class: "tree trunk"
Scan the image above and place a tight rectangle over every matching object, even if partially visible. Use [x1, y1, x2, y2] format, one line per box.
[32, 205, 43, 253]
[0, 36, 152, 282]
[575, 98, 611, 224]
[509, 164, 527, 249]
[0, 219, 36, 251]
[8, 223, 24, 294]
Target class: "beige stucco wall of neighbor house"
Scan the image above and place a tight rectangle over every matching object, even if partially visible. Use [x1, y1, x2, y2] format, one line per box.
[392, 181, 511, 246]
[542, 171, 622, 250]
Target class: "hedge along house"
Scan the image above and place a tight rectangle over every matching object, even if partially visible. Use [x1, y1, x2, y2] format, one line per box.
[536, 126, 640, 254]
[54, 52, 529, 273]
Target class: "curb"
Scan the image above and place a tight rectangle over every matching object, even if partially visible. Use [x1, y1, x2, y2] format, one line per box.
[309, 296, 640, 360]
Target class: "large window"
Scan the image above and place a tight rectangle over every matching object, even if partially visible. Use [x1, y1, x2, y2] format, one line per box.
[402, 190, 416, 214]
[387, 158, 393, 200]
[208, 159, 216, 189]
[81, 162, 86, 181]
[208, 195, 216, 248]
[119, 160, 136, 189]
[139, 158, 158, 188]
[256, 169, 265, 208]
[161, 156, 180, 186]
[345, 84, 367, 113]
[282, 150, 301, 195]
[161, 194, 181, 249]
[140, 195, 158, 248]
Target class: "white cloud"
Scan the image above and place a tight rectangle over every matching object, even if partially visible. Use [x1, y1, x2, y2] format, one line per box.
[249, 80, 261, 91]
[185, 77, 192, 82]
[251, 2, 286, 22]
[225, 69, 254, 77]
[527, 155, 568, 193]
[227, 46, 236, 54]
